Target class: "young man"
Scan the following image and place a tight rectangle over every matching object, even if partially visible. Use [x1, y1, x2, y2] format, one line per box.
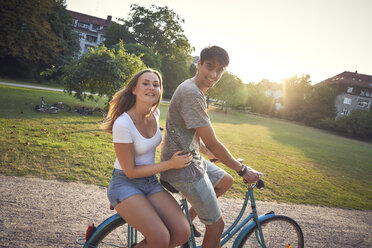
[160, 46, 260, 248]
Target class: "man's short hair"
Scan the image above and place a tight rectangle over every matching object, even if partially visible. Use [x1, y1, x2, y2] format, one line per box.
[200, 46, 229, 67]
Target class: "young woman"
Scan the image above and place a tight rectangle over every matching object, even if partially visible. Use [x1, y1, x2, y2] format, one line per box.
[102, 69, 192, 248]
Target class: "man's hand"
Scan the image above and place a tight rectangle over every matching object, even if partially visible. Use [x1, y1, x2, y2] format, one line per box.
[241, 166, 260, 184]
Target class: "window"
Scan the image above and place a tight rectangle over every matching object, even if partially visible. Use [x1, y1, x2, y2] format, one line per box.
[86, 35, 97, 43]
[343, 97, 352, 105]
[341, 107, 349, 115]
[78, 32, 85, 40]
[360, 90, 365, 96]
[347, 87, 353, 93]
[366, 91, 370, 97]
[77, 22, 90, 29]
[357, 99, 370, 108]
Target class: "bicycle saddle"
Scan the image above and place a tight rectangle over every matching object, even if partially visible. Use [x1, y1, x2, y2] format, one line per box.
[160, 179, 179, 194]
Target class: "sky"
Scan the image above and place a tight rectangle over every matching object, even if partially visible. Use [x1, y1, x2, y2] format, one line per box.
[65, 0, 372, 85]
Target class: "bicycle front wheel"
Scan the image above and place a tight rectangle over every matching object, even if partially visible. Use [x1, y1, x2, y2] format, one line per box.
[85, 217, 145, 248]
[238, 215, 304, 248]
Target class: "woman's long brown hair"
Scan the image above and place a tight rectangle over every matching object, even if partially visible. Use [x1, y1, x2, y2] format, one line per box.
[101, 69, 163, 134]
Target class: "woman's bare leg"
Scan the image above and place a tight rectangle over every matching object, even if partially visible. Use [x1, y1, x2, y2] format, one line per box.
[148, 191, 190, 247]
[114, 194, 171, 248]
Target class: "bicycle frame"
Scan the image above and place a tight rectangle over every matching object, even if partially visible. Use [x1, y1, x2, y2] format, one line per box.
[182, 183, 275, 248]
[80, 182, 276, 248]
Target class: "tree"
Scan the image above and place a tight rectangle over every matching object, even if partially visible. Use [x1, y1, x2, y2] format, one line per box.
[244, 82, 277, 115]
[124, 4, 192, 57]
[301, 84, 338, 125]
[281, 74, 312, 120]
[103, 22, 135, 48]
[335, 109, 372, 140]
[207, 72, 245, 113]
[0, 0, 79, 79]
[61, 41, 145, 102]
[0, 0, 58, 78]
[48, 0, 80, 68]
[124, 43, 162, 72]
[161, 55, 192, 98]
[104, 4, 194, 97]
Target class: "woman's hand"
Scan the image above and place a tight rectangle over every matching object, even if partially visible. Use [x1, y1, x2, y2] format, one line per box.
[168, 151, 192, 169]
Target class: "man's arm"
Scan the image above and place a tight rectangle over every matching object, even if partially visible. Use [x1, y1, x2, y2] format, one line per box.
[199, 136, 219, 162]
[195, 125, 259, 183]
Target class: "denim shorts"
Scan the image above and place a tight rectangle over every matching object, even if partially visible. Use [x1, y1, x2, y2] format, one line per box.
[170, 160, 226, 225]
[107, 169, 165, 207]
[205, 160, 227, 187]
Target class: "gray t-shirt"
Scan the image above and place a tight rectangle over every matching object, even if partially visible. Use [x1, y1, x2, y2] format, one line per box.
[160, 77, 211, 183]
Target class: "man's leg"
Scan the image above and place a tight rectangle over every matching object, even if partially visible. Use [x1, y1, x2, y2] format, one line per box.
[189, 161, 233, 235]
[188, 173, 233, 220]
[171, 173, 223, 247]
[203, 217, 225, 248]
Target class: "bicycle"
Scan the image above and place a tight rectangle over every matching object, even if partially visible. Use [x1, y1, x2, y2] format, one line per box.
[34, 97, 71, 114]
[72, 102, 106, 117]
[75, 163, 304, 248]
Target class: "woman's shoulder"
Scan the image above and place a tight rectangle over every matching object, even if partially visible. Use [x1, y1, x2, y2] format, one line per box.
[154, 108, 160, 117]
[113, 112, 132, 128]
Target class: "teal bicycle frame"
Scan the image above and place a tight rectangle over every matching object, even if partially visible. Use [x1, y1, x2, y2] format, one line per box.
[181, 182, 274, 248]
[78, 179, 303, 248]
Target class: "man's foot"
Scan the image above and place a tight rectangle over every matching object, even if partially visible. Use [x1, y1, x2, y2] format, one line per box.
[192, 224, 201, 238]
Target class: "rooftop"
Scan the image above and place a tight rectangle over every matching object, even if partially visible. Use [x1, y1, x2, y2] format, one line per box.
[316, 71, 372, 89]
[67, 10, 112, 28]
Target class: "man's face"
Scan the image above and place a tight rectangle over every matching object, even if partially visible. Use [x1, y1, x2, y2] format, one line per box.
[197, 59, 226, 90]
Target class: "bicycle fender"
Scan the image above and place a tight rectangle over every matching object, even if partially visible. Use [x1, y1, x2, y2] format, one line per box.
[232, 212, 275, 248]
[85, 213, 123, 247]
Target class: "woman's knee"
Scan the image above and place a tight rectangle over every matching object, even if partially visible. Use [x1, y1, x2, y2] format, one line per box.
[146, 229, 170, 248]
[171, 221, 191, 245]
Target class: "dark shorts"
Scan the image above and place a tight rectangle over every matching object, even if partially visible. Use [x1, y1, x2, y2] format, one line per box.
[107, 169, 165, 207]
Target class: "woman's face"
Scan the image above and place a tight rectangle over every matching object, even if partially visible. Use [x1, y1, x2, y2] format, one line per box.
[132, 72, 161, 105]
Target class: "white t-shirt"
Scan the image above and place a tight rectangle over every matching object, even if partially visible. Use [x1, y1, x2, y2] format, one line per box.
[112, 109, 162, 170]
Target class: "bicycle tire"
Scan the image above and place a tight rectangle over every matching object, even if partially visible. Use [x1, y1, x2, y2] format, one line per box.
[55, 103, 71, 113]
[85, 216, 145, 248]
[238, 215, 304, 248]
[93, 108, 106, 116]
[44, 107, 59, 114]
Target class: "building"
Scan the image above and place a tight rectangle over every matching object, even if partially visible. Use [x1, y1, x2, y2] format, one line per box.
[316, 71, 372, 118]
[263, 81, 283, 111]
[67, 10, 112, 55]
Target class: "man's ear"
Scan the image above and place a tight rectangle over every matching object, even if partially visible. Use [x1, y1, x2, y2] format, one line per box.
[197, 60, 202, 70]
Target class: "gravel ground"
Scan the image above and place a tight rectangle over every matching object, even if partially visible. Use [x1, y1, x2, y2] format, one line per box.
[0, 174, 371, 248]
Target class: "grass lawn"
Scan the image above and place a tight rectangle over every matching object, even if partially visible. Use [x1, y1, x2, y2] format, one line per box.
[1, 84, 371, 210]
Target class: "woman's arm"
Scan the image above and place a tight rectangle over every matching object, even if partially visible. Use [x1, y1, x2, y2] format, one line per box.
[114, 143, 192, 179]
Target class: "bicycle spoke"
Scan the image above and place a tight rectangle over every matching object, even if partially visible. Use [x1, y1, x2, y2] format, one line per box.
[239, 216, 304, 248]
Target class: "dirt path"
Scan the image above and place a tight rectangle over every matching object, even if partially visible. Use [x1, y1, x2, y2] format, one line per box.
[0, 175, 371, 248]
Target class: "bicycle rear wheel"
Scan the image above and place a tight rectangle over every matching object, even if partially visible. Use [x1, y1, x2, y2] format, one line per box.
[85, 217, 145, 248]
[238, 215, 304, 248]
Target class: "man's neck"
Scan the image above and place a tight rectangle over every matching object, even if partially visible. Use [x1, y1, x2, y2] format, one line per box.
[194, 76, 208, 94]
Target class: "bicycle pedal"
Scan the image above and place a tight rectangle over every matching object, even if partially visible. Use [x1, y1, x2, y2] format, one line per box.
[181, 242, 190, 248]
[192, 224, 202, 237]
